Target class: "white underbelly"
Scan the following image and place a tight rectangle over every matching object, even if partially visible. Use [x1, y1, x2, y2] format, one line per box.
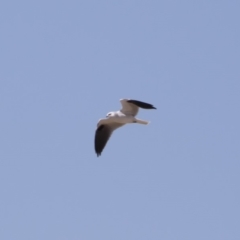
[113, 115, 135, 124]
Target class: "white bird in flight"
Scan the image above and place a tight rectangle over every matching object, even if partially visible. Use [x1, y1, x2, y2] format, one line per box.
[94, 99, 157, 157]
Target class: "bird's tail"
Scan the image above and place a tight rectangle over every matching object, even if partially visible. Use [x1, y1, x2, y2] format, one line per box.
[135, 118, 150, 125]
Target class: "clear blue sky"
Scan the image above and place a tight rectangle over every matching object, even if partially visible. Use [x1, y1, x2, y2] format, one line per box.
[1, 1, 240, 239]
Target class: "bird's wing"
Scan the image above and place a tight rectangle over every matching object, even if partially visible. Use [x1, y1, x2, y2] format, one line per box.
[120, 99, 156, 116]
[94, 122, 124, 157]
[120, 99, 139, 116]
[127, 99, 156, 109]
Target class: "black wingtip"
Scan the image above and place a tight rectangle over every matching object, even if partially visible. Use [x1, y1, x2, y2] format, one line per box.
[95, 149, 102, 157]
[95, 125, 103, 157]
[127, 99, 157, 110]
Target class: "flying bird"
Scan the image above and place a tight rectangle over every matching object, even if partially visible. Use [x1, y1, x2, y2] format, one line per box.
[94, 99, 156, 157]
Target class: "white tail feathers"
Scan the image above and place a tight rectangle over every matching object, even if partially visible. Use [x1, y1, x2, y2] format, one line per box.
[135, 118, 150, 125]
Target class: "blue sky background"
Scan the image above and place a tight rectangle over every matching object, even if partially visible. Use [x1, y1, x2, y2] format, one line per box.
[1, 1, 240, 239]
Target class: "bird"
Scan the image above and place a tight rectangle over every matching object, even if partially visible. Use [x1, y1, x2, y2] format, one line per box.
[94, 99, 156, 157]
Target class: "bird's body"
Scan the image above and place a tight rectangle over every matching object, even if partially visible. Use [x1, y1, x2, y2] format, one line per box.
[94, 99, 156, 156]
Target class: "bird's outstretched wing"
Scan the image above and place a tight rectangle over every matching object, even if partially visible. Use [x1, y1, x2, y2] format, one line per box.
[120, 99, 156, 116]
[95, 122, 124, 157]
